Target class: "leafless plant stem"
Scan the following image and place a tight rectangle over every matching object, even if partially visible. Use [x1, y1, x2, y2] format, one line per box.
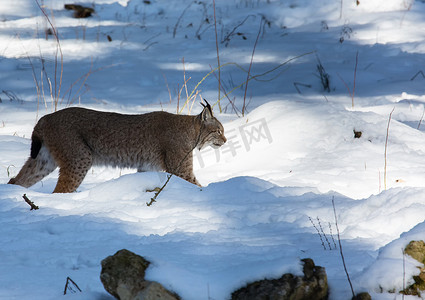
[243, 18, 262, 116]
[173, 2, 193, 38]
[221, 15, 255, 44]
[213, 0, 222, 112]
[35, 0, 63, 111]
[402, 248, 406, 300]
[411, 70, 425, 81]
[337, 51, 358, 108]
[352, 51, 359, 108]
[64, 276, 82, 295]
[209, 64, 241, 116]
[332, 196, 355, 298]
[384, 107, 395, 190]
[418, 107, 425, 129]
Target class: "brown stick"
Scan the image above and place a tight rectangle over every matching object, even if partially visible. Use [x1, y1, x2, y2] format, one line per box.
[384, 107, 395, 190]
[22, 194, 39, 210]
[352, 51, 359, 108]
[243, 18, 262, 116]
[35, 0, 63, 111]
[64, 276, 82, 295]
[213, 0, 222, 112]
[332, 196, 355, 297]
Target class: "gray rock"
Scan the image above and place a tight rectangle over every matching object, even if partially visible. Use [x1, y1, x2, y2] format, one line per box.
[100, 249, 180, 300]
[405, 240, 425, 264]
[231, 258, 328, 300]
[133, 282, 180, 300]
[401, 240, 425, 296]
[352, 292, 372, 300]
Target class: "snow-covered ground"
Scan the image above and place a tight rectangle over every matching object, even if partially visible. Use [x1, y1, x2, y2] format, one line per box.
[1, 0, 425, 299]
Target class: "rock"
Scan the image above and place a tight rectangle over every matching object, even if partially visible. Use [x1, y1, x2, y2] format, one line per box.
[405, 240, 425, 264]
[231, 258, 328, 300]
[133, 282, 180, 300]
[352, 292, 372, 300]
[100, 249, 180, 300]
[401, 240, 425, 296]
[64, 4, 95, 18]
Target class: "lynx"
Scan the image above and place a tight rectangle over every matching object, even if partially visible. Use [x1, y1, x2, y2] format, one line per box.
[8, 101, 226, 193]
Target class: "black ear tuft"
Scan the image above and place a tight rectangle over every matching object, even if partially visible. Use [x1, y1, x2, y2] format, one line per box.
[200, 99, 213, 120]
[201, 99, 213, 114]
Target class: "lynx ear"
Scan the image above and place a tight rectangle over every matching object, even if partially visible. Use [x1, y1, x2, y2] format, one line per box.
[200, 99, 213, 121]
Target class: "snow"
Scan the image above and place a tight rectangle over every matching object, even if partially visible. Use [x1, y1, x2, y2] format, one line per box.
[1, 0, 425, 299]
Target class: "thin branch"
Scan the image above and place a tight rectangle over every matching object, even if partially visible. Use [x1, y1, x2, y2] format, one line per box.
[337, 72, 351, 96]
[332, 196, 355, 298]
[173, 2, 193, 38]
[35, 0, 63, 111]
[411, 70, 425, 81]
[384, 107, 395, 190]
[418, 107, 425, 130]
[183, 51, 314, 112]
[64, 277, 82, 295]
[352, 51, 359, 108]
[23, 194, 39, 210]
[209, 64, 241, 117]
[213, 0, 222, 112]
[293, 82, 312, 94]
[221, 15, 255, 44]
[243, 18, 262, 116]
[147, 174, 172, 206]
[309, 217, 326, 250]
[336, 51, 359, 108]
[402, 248, 406, 300]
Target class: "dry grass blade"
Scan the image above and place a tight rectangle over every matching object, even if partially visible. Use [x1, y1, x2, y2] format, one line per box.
[35, 0, 63, 111]
[243, 18, 263, 116]
[213, 0, 222, 112]
[332, 196, 355, 298]
[384, 107, 395, 190]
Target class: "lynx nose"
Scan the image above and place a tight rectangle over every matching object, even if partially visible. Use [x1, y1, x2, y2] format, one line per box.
[222, 135, 227, 144]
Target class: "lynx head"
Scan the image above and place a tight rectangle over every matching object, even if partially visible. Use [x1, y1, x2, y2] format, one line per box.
[197, 100, 227, 150]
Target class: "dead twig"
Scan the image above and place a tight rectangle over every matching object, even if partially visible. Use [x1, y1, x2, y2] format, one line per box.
[243, 17, 263, 116]
[332, 196, 355, 298]
[35, 0, 63, 111]
[147, 174, 172, 206]
[337, 51, 359, 107]
[22, 194, 39, 210]
[173, 2, 193, 38]
[384, 107, 395, 190]
[352, 51, 359, 107]
[213, 0, 222, 112]
[417, 107, 425, 130]
[411, 70, 425, 81]
[64, 276, 82, 295]
[309, 216, 326, 250]
[221, 15, 255, 45]
[209, 64, 241, 116]
[293, 82, 312, 94]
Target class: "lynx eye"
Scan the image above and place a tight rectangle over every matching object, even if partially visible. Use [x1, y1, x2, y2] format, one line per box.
[217, 130, 222, 135]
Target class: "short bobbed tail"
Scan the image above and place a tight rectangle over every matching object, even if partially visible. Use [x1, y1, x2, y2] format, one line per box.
[30, 134, 42, 159]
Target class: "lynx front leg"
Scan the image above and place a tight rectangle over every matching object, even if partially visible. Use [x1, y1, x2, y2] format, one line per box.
[166, 152, 201, 187]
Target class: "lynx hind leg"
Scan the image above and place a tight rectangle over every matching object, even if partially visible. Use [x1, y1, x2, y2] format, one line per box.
[53, 151, 93, 193]
[8, 146, 57, 188]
